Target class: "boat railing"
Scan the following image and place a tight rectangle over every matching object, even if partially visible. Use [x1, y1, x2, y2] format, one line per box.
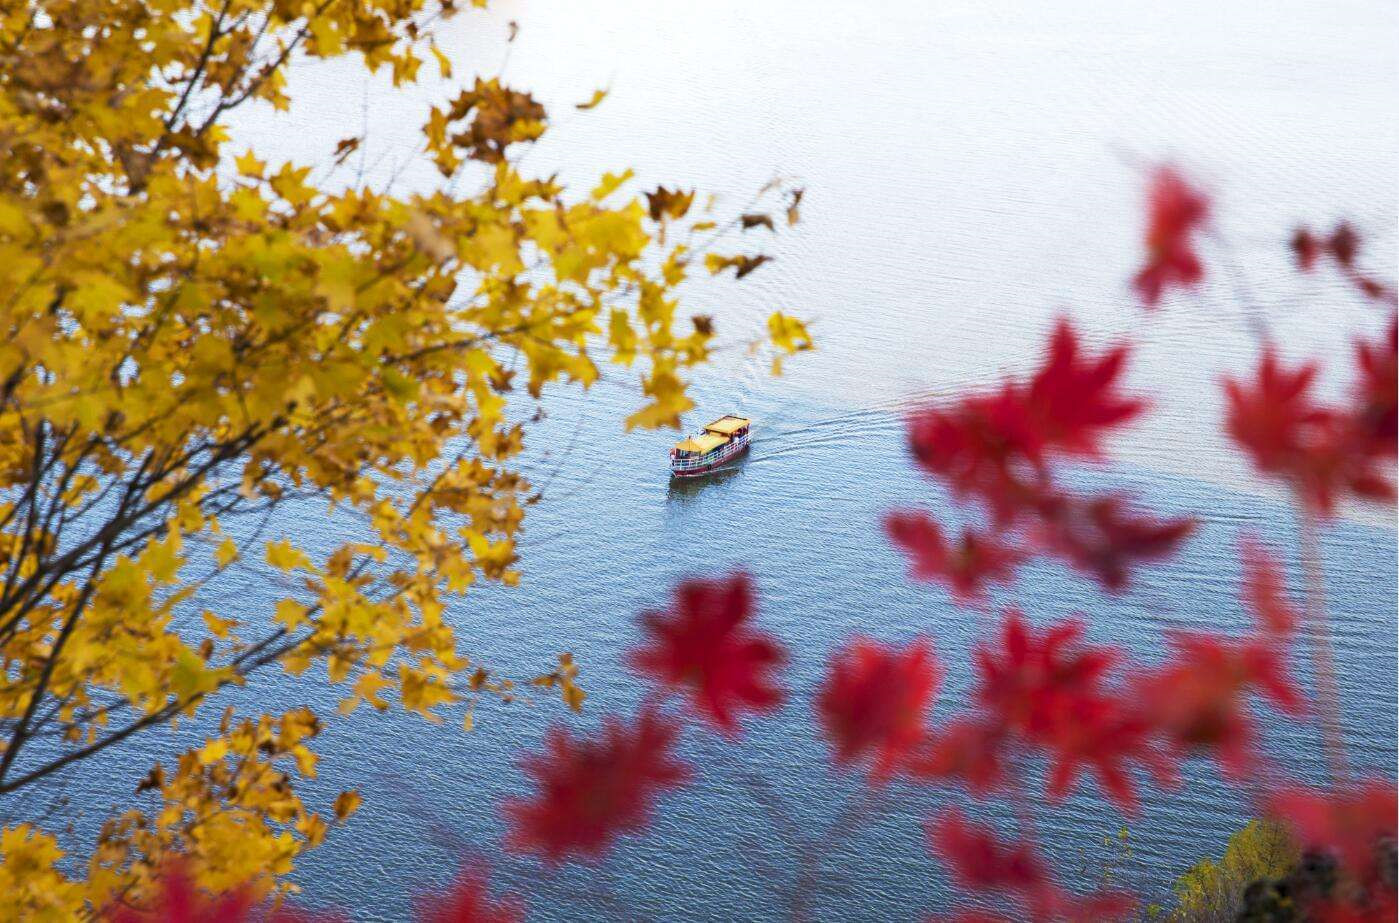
[670, 432, 748, 472]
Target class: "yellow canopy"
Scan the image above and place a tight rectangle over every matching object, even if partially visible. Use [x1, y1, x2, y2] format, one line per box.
[674, 432, 728, 454]
[703, 415, 750, 436]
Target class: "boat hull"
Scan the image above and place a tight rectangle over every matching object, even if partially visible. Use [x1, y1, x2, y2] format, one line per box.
[669, 438, 750, 477]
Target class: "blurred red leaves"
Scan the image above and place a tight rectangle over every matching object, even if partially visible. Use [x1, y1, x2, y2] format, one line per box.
[1240, 535, 1299, 635]
[1132, 167, 1209, 307]
[928, 809, 1135, 922]
[1268, 780, 1398, 886]
[1031, 492, 1194, 592]
[1292, 223, 1398, 305]
[1224, 344, 1396, 514]
[973, 610, 1155, 813]
[906, 319, 1143, 520]
[817, 636, 941, 784]
[106, 864, 340, 922]
[503, 710, 690, 863]
[629, 572, 786, 735]
[414, 863, 523, 923]
[1028, 319, 1146, 457]
[893, 318, 1191, 600]
[1136, 629, 1303, 778]
[883, 513, 1023, 602]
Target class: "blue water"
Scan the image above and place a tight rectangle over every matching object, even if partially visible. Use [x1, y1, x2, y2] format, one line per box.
[268, 392, 1394, 921]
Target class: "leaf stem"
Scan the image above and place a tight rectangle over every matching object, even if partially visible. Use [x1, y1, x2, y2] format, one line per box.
[1298, 512, 1348, 785]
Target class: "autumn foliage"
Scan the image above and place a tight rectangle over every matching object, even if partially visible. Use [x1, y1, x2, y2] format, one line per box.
[0, 0, 806, 915]
[0, 0, 1394, 919]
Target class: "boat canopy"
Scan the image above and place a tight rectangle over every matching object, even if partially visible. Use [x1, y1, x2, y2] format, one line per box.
[674, 432, 728, 454]
[703, 415, 751, 436]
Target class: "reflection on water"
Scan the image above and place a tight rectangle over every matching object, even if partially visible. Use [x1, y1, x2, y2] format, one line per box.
[666, 459, 747, 503]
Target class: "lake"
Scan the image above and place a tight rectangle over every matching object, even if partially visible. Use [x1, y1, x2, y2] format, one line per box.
[25, 0, 1399, 919]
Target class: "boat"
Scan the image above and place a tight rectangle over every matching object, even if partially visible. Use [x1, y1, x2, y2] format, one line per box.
[669, 415, 752, 477]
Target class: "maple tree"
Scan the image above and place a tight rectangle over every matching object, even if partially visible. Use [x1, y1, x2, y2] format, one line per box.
[0, 0, 807, 914]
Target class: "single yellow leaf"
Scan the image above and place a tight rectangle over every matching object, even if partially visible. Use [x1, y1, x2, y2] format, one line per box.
[575, 87, 609, 110]
[333, 789, 363, 822]
[234, 149, 265, 178]
[215, 537, 239, 568]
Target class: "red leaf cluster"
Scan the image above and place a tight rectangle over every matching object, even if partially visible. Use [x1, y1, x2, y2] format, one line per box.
[415, 864, 523, 923]
[882, 513, 1023, 603]
[893, 319, 1190, 601]
[912, 589, 1307, 815]
[1224, 338, 1397, 514]
[907, 319, 1143, 520]
[971, 611, 1160, 812]
[629, 573, 785, 735]
[1030, 492, 1195, 592]
[928, 809, 1135, 922]
[1291, 222, 1398, 304]
[1267, 779, 1399, 920]
[503, 710, 690, 864]
[1135, 630, 1303, 778]
[1132, 166, 1210, 307]
[817, 636, 941, 784]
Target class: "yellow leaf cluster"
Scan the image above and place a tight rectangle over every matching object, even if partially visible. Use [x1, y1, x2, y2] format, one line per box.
[0, 0, 808, 910]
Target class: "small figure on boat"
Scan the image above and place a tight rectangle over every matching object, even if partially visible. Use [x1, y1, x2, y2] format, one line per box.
[669, 415, 752, 477]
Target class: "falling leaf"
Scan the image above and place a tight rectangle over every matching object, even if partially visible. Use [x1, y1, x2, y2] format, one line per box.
[705, 253, 772, 279]
[646, 186, 695, 222]
[786, 187, 805, 225]
[333, 789, 363, 822]
[741, 213, 775, 232]
[331, 136, 361, 167]
[575, 88, 609, 110]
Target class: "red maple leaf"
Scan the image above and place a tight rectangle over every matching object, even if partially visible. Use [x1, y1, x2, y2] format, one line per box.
[1132, 166, 1209, 307]
[502, 710, 690, 864]
[907, 387, 1049, 524]
[1025, 319, 1145, 457]
[629, 573, 785, 735]
[908, 716, 1006, 797]
[816, 636, 941, 784]
[971, 610, 1158, 812]
[930, 809, 1049, 896]
[1136, 630, 1303, 778]
[905, 319, 1148, 528]
[1034, 492, 1195, 592]
[883, 511, 1023, 604]
[1291, 227, 1324, 271]
[414, 863, 523, 923]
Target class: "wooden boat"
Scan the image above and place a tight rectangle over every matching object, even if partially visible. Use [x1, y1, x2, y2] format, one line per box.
[669, 415, 751, 477]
